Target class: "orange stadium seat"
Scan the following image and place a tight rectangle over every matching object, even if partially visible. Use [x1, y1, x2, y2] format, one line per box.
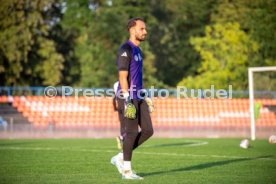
[0, 96, 8, 103]
[2, 95, 274, 129]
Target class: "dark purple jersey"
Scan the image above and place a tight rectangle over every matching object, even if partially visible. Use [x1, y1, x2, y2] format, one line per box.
[116, 40, 143, 99]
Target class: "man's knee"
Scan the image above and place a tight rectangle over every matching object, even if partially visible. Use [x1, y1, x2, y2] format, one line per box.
[126, 131, 139, 138]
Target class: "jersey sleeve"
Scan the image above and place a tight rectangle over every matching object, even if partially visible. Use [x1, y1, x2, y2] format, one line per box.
[117, 46, 131, 71]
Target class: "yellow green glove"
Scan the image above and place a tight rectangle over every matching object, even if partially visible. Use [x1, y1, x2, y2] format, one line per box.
[145, 97, 154, 113]
[123, 93, 136, 119]
[124, 102, 136, 119]
[140, 89, 154, 113]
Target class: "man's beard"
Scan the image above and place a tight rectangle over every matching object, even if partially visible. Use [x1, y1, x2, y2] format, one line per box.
[136, 35, 146, 42]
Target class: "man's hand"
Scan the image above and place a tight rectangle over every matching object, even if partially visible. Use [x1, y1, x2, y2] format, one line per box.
[145, 97, 154, 113]
[140, 89, 154, 113]
[123, 93, 136, 119]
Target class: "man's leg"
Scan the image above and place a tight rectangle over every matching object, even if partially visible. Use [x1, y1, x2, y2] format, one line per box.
[123, 99, 139, 162]
[111, 99, 126, 173]
[116, 98, 126, 150]
[111, 99, 140, 176]
[133, 100, 154, 150]
[118, 98, 126, 138]
[121, 99, 144, 179]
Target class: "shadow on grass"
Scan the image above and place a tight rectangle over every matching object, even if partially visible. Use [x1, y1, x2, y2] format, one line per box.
[140, 156, 273, 177]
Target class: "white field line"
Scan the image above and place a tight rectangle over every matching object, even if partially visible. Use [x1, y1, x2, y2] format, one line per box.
[0, 146, 275, 161]
[142, 140, 209, 148]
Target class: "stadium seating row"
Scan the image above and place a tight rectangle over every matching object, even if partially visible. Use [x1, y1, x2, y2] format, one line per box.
[1, 96, 276, 128]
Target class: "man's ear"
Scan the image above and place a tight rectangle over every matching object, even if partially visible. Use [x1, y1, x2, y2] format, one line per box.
[129, 26, 135, 34]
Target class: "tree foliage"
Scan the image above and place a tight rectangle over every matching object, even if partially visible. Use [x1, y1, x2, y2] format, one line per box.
[178, 22, 259, 89]
[211, 0, 276, 65]
[178, 0, 276, 90]
[0, 0, 275, 90]
[61, 0, 163, 88]
[149, 0, 218, 86]
[0, 0, 64, 86]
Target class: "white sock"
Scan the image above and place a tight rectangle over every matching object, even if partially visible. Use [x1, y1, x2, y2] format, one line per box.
[117, 152, 123, 160]
[123, 161, 131, 171]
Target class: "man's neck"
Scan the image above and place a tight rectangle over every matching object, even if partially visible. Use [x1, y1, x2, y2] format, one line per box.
[129, 38, 140, 46]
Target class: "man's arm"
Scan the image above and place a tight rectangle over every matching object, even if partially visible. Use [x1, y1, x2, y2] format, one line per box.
[119, 71, 129, 94]
[117, 46, 136, 119]
[119, 70, 136, 119]
[117, 45, 131, 96]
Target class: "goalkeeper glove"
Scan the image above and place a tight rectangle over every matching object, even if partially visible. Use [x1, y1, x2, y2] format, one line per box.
[140, 89, 154, 113]
[123, 93, 136, 119]
[145, 96, 154, 113]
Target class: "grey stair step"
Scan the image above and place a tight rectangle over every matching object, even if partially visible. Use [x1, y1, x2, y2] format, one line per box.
[0, 103, 31, 124]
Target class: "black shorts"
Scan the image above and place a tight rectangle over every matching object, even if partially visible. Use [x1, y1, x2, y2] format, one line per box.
[117, 98, 153, 136]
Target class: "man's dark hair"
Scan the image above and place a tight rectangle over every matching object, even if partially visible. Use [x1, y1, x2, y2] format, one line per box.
[127, 17, 145, 31]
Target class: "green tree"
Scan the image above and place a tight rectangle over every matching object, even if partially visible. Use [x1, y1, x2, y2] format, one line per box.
[0, 0, 64, 86]
[61, 0, 163, 88]
[149, 0, 218, 86]
[212, 0, 276, 65]
[210, 0, 276, 90]
[178, 22, 259, 90]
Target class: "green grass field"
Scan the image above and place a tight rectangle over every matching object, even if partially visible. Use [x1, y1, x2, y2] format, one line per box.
[0, 138, 275, 184]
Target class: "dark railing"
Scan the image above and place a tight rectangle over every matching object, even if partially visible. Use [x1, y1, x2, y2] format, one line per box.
[0, 86, 276, 99]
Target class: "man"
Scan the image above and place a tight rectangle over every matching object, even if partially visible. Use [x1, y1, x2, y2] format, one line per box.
[111, 17, 154, 180]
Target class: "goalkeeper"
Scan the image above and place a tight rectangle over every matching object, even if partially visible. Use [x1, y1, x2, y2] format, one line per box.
[111, 17, 154, 180]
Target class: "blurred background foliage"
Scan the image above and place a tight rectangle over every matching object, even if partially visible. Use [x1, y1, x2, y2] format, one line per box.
[0, 0, 275, 89]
